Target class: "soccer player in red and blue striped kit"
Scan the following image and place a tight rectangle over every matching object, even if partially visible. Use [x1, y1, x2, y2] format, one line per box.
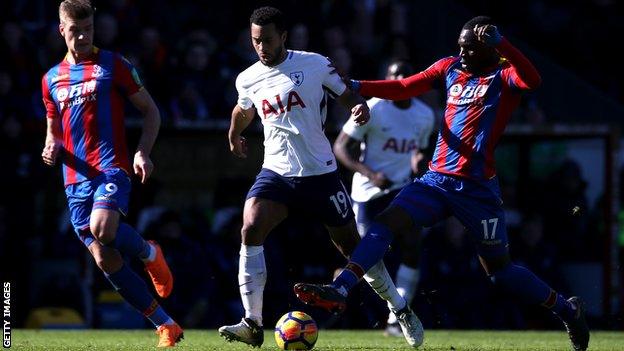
[295, 16, 589, 350]
[41, 0, 182, 346]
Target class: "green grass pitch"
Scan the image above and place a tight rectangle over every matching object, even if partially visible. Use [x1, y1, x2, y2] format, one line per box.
[13, 329, 624, 350]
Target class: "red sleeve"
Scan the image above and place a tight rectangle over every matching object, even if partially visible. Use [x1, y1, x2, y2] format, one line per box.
[360, 57, 454, 100]
[496, 38, 541, 90]
[41, 75, 58, 119]
[114, 54, 143, 96]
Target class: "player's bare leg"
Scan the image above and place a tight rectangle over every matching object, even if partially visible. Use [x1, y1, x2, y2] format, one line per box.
[326, 220, 360, 258]
[219, 197, 288, 347]
[292, 221, 358, 314]
[87, 238, 124, 273]
[90, 208, 122, 244]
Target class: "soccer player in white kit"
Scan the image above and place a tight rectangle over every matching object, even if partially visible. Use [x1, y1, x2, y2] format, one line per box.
[334, 61, 435, 337]
[218, 7, 422, 348]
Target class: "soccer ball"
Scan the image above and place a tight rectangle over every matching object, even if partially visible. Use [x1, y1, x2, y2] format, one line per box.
[274, 311, 318, 350]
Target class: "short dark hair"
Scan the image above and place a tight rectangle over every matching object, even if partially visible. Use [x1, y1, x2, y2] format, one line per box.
[250, 6, 286, 33]
[59, 0, 95, 21]
[462, 16, 494, 31]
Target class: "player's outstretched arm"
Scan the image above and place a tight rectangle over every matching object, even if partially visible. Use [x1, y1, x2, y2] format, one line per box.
[228, 105, 255, 158]
[129, 88, 161, 184]
[350, 69, 438, 101]
[336, 89, 370, 126]
[41, 117, 62, 166]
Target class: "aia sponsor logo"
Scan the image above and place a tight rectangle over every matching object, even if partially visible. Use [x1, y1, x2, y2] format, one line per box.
[448, 83, 489, 105]
[261, 90, 306, 118]
[382, 138, 417, 153]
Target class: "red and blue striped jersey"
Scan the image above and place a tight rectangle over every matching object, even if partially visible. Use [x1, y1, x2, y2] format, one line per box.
[42, 47, 143, 185]
[359, 38, 541, 180]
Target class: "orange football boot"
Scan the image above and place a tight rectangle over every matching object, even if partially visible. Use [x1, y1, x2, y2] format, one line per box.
[156, 322, 184, 347]
[145, 240, 174, 298]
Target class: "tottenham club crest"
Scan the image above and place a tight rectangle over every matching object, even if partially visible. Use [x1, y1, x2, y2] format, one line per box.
[289, 71, 304, 86]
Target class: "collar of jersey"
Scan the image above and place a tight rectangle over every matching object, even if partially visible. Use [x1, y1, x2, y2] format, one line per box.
[64, 46, 99, 65]
[460, 57, 506, 77]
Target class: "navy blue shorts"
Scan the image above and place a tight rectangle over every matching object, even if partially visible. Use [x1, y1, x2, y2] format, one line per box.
[64, 168, 131, 247]
[390, 170, 508, 258]
[246, 168, 354, 227]
[353, 189, 401, 237]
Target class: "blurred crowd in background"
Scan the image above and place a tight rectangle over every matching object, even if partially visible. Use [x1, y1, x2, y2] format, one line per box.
[1, 0, 623, 331]
[2, 0, 623, 128]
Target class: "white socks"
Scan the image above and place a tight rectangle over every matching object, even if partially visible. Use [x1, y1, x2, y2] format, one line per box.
[364, 261, 406, 312]
[238, 244, 266, 326]
[388, 264, 420, 324]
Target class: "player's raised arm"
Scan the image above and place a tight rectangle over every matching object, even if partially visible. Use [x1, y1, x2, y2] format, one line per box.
[128, 88, 160, 184]
[228, 104, 255, 158]
[474, 24, 542, 90]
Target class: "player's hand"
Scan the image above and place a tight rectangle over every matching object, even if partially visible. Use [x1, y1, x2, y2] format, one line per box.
[229, 135, 248, 158]
[369, 171, 392, 190]
[133, 150, 153, 184]
[474, 24, 502, 47]
[41, 138, 61, 166]
[351, 103, 370, 126]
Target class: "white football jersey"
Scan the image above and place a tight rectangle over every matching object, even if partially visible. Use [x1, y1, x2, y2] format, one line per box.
[343, 97, 435, 202]
[236, 50, 345, 177]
